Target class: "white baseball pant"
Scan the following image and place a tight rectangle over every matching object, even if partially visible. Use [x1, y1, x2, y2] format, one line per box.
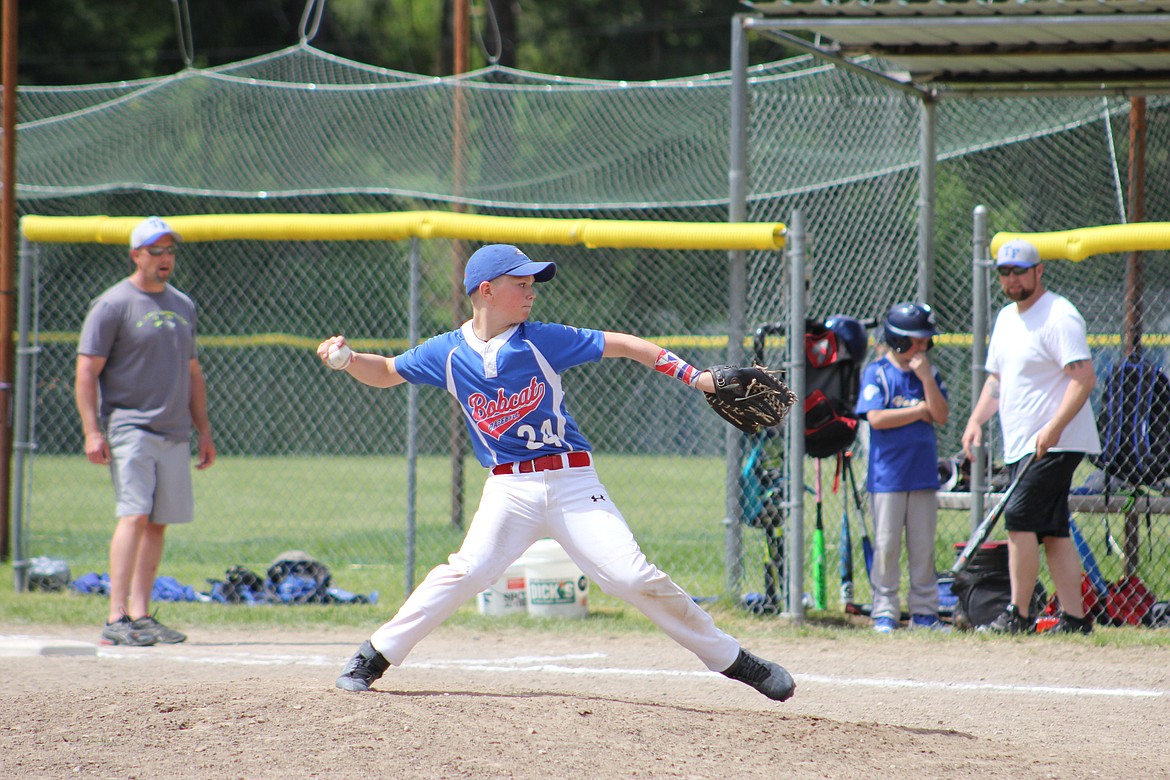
[370, 465, 741, 672]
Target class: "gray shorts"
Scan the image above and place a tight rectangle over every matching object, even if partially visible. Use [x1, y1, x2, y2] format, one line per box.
[107, 426, 194, 524]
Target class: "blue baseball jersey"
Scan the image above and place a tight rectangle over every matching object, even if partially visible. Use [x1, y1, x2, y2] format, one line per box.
[393, 320, 606, 467]
[854, 355, 948, 493]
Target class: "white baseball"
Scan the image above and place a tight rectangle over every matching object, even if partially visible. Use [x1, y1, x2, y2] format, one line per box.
[326, 343, 352, 370]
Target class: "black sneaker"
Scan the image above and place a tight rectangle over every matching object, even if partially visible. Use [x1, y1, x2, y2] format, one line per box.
[720, 648, 795, 702]
[336, 640, 391, 692]
[130, 614, 187, 644]
[978, 604, 1034, 634]
[1047, 612, 1093, 635]
[100, 615, 157, 647]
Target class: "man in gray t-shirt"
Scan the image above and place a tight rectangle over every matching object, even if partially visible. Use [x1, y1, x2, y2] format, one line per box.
[75, 216, 216, 647]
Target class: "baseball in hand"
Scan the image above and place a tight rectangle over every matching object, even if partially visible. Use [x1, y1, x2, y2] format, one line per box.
[326, 343, 353, 370]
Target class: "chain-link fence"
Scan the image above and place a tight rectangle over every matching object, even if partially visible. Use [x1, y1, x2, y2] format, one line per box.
[9, 47, 1170, 625]
[16, 201, 766, 607]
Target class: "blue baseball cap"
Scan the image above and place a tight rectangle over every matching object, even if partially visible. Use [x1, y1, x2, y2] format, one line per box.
[464, 244, 556, 295]
[995, 238, 1040, 268]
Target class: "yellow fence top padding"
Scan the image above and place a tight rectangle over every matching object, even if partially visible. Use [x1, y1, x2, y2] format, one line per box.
[992, 223, 1170, 262]
[20, 212, 787, 252]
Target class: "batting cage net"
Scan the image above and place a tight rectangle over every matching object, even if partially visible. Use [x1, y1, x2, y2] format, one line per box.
[11, 44, 1170, 626]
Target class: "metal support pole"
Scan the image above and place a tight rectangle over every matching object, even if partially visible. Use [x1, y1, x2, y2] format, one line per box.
[723, 15, 751, 597]
[11, 235, 34, 591]
[785, 210, 807, 622]
[917, 95, 937, 304]
[1123, 96, 1147, 577]
[970, 206, 990, 532]
[405, 238, 421, 593]
[0, 0, 18, 562]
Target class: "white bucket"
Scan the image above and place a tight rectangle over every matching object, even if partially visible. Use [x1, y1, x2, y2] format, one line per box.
[521, 539, 588, 619]
[476, 562, 527, 616]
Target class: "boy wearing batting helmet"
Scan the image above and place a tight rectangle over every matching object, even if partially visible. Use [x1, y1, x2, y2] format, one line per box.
[318, 244, 795, 702]
[856, 302, 949, 633]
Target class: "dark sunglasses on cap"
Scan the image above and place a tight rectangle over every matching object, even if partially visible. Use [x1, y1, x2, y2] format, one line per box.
[143, 246, 178, 256]
[996, 265, 1032, 277]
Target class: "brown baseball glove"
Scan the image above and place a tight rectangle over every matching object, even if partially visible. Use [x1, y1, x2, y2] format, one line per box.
[705, 363, 798, 434]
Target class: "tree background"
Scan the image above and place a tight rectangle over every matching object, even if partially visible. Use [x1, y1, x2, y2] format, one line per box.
[15, 0, 789, 85]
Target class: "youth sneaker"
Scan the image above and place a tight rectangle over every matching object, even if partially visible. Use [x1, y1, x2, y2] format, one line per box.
[720, 648, 795, 702]
[1047, 612, 1094, 635]
[336, 640, 391, 692]
[978, 604, 1034, 634]
[130, 614, 187, 644]
[872, 616, 899, 634]
[909, 614, 950, 632]
[100, 615, 157, 647]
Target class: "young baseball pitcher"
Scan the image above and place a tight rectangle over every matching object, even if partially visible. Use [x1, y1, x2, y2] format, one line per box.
[318, 243, 795, 701]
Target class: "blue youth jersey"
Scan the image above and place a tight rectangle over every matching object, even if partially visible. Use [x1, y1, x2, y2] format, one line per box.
[854, 355, 948, 493]
[393, 321, 606, 467]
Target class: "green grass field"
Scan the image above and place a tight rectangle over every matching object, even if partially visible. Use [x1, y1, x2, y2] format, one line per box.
[6, 454, 733, 627]
[5, 453, 1169, 646]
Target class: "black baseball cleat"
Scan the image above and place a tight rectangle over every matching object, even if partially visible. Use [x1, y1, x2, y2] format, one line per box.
[336, 640, 391, 692]
[978, 603, 1034, 635]
[721, 648, 795, 701]
[1047, 611, 1094, 635]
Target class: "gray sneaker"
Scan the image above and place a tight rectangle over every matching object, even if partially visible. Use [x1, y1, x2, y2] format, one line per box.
[101, 616, 157, 647]
[978, 603, 1034, 634]
[721, 648, 795, 701]
[336, 640, 391, 692]
[130, 615, 187, 644]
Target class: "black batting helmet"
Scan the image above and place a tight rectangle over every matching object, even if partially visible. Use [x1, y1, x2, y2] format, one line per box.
[882, 302, 939, 354]
[824, 314, 868, 362]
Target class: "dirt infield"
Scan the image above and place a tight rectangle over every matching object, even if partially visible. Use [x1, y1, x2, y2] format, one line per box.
[2, 621, 1168, 779]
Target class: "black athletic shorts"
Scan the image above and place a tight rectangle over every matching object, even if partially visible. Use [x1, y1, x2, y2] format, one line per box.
[1002, 451, 1084, 539]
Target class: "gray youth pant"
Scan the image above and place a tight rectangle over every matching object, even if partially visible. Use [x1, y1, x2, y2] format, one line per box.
[870, 489, 939, 620]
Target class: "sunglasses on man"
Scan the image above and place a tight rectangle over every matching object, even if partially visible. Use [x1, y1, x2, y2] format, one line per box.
[142, 246, 178, 256]
[996, 265, 1032, 277]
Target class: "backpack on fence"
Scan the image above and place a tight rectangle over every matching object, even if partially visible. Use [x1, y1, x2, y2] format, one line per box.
[804, 317, 865, 459]
[1092, 355, 1170, 487]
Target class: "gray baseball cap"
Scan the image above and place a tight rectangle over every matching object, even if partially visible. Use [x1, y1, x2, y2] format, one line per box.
[995, 238, 1040, 268]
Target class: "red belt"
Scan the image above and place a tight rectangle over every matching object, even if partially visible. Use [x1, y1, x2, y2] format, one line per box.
[492, 451, 592, 476]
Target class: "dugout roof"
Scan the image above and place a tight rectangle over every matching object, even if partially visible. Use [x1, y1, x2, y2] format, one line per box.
[741, 0, 1170, 95]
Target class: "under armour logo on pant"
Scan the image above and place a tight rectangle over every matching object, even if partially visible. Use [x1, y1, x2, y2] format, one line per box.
[590, 494, 606, 502]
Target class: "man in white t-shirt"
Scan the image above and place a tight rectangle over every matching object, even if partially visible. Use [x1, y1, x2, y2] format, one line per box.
[961, 238, 1100, 635]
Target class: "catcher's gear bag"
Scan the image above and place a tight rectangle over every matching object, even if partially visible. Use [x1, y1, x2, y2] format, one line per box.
[705, 363, 797, 434]
[804, 318, 866, 458]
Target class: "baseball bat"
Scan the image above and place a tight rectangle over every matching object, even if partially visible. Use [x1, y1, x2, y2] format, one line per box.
[812, 458, 828, 610]
[1069, 515, 1109, 605]
[949, 454, 1034, 577]
[843, 454, 874, 578]
[1103, 493, 1133, 557]
[839, 475, 855, 608]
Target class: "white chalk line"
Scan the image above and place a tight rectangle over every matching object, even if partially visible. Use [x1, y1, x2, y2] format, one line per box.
[97, 648, 1165, 699]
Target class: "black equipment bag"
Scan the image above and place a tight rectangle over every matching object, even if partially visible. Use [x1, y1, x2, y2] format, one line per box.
[950, 542, 1047, 630]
